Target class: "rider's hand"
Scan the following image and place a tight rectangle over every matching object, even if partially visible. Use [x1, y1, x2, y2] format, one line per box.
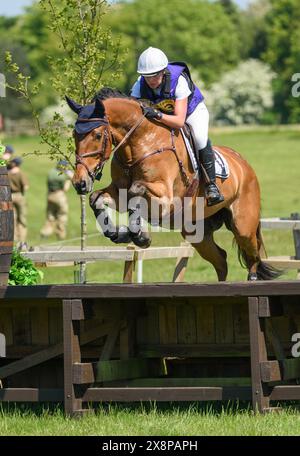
[142, 106, 163, 121]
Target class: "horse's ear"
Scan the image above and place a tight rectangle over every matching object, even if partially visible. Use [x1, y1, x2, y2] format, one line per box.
[94, 97, 106, 118]
[65, 96, 83, 114]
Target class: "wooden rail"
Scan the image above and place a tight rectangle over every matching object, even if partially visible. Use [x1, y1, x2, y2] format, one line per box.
[21, 242, 195, 283]
[261, 215, 300, 278]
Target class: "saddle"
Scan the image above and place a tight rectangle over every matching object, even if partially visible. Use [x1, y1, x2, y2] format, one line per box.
[181, 124, 230, 180]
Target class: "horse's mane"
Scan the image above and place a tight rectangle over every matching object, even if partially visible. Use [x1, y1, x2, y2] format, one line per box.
[92, 87, 132, 101]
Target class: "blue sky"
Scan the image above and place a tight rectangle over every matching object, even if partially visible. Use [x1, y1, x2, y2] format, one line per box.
[0, 0, 251, 16]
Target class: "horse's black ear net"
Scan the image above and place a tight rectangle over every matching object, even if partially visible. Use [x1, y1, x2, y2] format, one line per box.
[65, 96, 83, 114]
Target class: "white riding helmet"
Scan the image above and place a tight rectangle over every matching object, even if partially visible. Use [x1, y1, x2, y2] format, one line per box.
[137, 47, 168, 75]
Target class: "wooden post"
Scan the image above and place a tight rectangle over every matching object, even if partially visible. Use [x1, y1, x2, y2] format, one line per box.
[172, 241, 190, 282]
[248, 297, 270, 413]
[293, 231, 300, 280]
[123, 245, 136, 283]
[79, 195, 87, 284]
[63, 299, 90, 417]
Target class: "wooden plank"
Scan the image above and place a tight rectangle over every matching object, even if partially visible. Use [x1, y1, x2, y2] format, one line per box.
[0, 388, 64, 402]
[293, 228, 300, 279]
[73, 363, 95, 384]
[63, 299, 84, 416]
[99, 320, 122, 362]
[2, 281, 300, 299]
[22, 249, 135, 262]
[123, 245, 135, 283]
[159, 302, 177, 344]
[215, 303, 233, 344]
[96, 358, 163, 383]
[263, 258, 300, 269]
[258, 296, 283, 317]
[260, 218, 300, 230]
[108, 377, 252, 387]
[260, 358, 300, 382]
[13, 308, 31, 346]
[248, 297, 270, 413]
[146, 302, 159, 344]
[83, 386, 251, 402]
[139, 343, 250, 358]
[120, 304, 137, 360]
[172, 256, 189, 283]
[84, 387, 224, 402]
[136, 246, 194, 261]
[233, 302, 249, 344]
[265, 319, 285, 361]
[49, 307, 63, 344]
[0, 342, 64, 380]
[196, 303, 215, 343]
[177, 302, 197, 344]
[30, 307, 49, 346]
[270, 386, 300, 401]
[0, 307, 13, 345]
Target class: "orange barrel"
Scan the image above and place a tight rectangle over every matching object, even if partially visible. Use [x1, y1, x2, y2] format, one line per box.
[0, 166, 14, 285]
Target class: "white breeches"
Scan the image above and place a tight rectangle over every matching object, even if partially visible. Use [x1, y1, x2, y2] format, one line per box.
[186, 101, 209, 150]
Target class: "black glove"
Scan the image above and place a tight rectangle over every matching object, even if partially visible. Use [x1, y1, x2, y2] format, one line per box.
[142, 105, 163, 120]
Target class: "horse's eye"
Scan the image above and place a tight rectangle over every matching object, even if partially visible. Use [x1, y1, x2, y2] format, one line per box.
[95, 133, 102, 141]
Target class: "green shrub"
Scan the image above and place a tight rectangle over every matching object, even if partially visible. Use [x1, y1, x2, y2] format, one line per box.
[9, 248, 43, 285]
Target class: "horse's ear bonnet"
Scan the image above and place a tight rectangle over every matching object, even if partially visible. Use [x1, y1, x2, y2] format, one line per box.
[65, 96, 83, 114]
[66, 96, 108, 135]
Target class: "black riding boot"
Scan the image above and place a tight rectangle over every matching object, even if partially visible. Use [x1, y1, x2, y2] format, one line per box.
[197, 139, 224, 206]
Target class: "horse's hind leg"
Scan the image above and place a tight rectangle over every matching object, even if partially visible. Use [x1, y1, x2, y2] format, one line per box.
[230, 194, 261, 280]
[183, 231, 228, 281]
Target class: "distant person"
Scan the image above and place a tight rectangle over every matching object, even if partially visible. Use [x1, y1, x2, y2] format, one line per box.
[3, 145, 14, 161]
[40, 160, 74, 240]
[7, 157, 29, 248]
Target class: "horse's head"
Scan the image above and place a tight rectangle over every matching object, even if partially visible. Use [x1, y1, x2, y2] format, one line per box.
[66, 96, 112, 195]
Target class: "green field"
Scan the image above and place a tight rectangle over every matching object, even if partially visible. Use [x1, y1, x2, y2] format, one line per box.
[3, 127, 300, 284]
[1, 128, 300, 436]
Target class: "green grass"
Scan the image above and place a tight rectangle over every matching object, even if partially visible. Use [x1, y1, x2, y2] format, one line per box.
[0, 403, 300, 435]
[3, 128, 300, 284]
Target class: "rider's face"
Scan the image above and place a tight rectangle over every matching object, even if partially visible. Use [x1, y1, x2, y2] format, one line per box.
[144, 71, 164, 89]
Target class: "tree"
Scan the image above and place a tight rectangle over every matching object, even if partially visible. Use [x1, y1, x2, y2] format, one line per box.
[204, 59, 275, 125]
[263, 0, 300, 123]
[5, 0, 123, 282]
[105, 0, 241, 92]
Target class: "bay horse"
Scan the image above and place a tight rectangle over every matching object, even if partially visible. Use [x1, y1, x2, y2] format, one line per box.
[67, 89, 280, 281]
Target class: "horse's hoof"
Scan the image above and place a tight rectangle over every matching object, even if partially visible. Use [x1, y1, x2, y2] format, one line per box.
[130, 230, 151, 249]
[110, 225, 132, 244]
[248, 273, 258, 281]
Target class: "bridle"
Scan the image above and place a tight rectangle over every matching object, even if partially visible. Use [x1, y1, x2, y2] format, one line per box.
[75, 118, 110, 181]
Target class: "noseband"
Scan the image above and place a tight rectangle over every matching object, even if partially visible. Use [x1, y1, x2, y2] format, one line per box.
[75, 118, 110, 181]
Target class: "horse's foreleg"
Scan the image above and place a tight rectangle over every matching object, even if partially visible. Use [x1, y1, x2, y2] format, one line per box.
[89, 184, 131, 244]
[128, 182, 151, 248]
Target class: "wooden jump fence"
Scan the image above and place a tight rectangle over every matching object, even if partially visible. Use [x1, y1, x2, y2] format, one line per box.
[261, 214, 300, 278]
[0, 281, 300, 415]
[22, 243, 195, 284]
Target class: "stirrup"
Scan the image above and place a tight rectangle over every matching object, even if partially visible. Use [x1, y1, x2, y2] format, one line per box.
[205, 183, 224, 207]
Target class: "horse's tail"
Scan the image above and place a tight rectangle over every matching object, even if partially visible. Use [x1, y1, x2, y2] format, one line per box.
[237, 221, 282, 280]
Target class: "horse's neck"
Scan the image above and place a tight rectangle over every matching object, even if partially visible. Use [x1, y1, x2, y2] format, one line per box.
[104, 98, 145, 161]
[105, 98, 142, 132]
